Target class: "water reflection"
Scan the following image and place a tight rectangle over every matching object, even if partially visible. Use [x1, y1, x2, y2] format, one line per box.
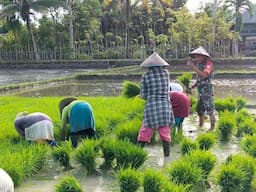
[16, 79, 256, 105]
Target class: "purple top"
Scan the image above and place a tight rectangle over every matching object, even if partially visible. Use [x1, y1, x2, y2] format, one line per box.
[14, 112, 51, 137]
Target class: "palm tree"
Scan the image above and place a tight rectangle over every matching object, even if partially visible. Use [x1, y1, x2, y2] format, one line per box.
[223, 0, 253, 56]
[0, 0, 64, 60]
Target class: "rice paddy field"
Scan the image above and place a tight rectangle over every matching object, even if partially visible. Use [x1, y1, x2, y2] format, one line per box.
[1, 94, 256, 192]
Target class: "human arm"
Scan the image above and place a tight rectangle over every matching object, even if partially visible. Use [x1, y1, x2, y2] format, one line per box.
[187, 59, 209, 79]
[60, 106, 69, 140]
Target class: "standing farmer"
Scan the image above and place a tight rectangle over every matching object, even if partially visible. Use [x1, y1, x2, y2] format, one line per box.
[137, 52, 175, 157]
[187, 46, 215, 130]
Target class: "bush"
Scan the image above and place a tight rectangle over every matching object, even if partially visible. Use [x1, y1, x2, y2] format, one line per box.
[122, 81, 140, 98]
[55, 175, 82, 192]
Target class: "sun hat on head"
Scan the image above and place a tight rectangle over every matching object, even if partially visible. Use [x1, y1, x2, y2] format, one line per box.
[59, 97, 78, 116]
[140, 52, 169, 67]
[189, 46, 211, 58]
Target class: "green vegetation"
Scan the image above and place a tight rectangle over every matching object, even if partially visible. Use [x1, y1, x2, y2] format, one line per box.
[55, 175, 83, 192]
[118, 167, 141, 192]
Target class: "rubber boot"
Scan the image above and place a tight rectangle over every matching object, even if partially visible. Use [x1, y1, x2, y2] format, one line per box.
[137, 141, 146, 148]
[162, 141, 170, 157]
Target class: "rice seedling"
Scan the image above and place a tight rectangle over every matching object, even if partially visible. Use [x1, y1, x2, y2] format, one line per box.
[176, 73, 192, 93]
[196, 132, 216, 150]
[118, 167, 141, 192]
[217, 111, 236, 141]
[122, 81, 140, 98]
[143, 169, 167, 192]
[75, 139, 99, 174]
[218, 154, 255, 192]
[166, 158, 202, 188]
[55, 175, 82, 192]
[235, 97, 246, 111]
[184, 150, 217, 180]
[99, 137, 117, 168]
[180, 137, 198, 155]
[115, 118, 141, 144]
[52, 141, 73, 170]
[114, 140, 147, 169]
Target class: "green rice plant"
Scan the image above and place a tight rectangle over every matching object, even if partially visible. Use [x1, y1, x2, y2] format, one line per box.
[225, 154, 255, 191]
[122, 81, 140, 98]
[143, 169, 168, 192]
[55, 175, 82, 192]
[99, 137, 117, 168]
[75, 139, 99, 174]
[235, 97, 246, 111]
[217, 163, 246, 192]
[184, 150, 217, 180]
[235, 109, 251, 127]
[215, 97, 237, 113]
[241, 135, 256, 158]
[114, 140, 147, 169]
[218, 154, 255, 192]
[236, 118, 256, 137]
[180, 137, 198, 155]
[176, 73, 192, 91]
[217, 111, 236, 141]
[118, 167, 141, 192]
[171, 129, 184, 145]
[189, 95, 197, 113]
[166, 158, 202, 188]
[115, 118, 141, 144]
[196, 132, 216, 150]
[52, 141, 73, 170]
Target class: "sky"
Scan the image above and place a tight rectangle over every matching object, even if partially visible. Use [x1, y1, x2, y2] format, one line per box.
[186, 0, 256, 13]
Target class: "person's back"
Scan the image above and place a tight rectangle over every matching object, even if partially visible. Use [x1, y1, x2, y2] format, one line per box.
[14, 112, 55, 145]
[0, 168, 14, 192]
[170, 92, 190, 118]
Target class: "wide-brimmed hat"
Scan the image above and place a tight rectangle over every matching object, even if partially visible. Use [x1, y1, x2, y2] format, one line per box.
[189, 46, 211, 58]
[140, 52, 169, 67]
[170, 82, 183, 92]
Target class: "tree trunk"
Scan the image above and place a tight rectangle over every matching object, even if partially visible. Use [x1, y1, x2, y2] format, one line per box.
[26, 20, 40, 60]
[68, 0, 75, 59]
[125, 0, 129, 58]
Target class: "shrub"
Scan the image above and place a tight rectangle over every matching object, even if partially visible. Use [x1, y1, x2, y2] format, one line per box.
[55, 175, 82, 192]
[52, 141, 72, 170]
[122, 81, 140, 98]
[118, 167, 141, 192]
[196, 132, 216, 150]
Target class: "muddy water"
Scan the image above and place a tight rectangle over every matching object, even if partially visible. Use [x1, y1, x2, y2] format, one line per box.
[15, 115, 242, 192]
[15, 79, 256, 106]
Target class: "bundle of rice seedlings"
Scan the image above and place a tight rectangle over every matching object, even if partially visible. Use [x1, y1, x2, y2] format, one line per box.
[122, 81, 140, 98]
[55, 175, 82, 192]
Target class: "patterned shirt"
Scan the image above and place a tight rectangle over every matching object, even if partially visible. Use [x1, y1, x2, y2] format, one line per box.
[140, 67, 174, 128]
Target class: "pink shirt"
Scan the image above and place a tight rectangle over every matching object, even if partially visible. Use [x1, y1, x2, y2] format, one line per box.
[169, 92, 190, 118]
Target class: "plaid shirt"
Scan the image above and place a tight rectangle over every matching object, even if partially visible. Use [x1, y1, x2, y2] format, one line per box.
[140, 67, 175, 128]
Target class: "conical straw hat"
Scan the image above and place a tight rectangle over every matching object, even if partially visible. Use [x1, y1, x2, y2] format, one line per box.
[189, 46, 211, 58]
[140, 52, 169, 67]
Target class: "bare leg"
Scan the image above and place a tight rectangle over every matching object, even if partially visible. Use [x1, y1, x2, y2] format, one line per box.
[199, 115, 204, 128]
[209, 113, 215, 130]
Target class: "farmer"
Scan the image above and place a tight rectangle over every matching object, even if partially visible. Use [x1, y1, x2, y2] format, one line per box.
[59, 97, 96, 147]
[137, 52, 175, 157]
[14, 112, 57, 147]
[0, 168, 14, 192]
[169, 83, 190, 133]
[187, 46, 215, 130]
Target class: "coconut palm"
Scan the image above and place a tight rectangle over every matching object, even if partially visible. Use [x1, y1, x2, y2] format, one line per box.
[0, 0, 64, 60]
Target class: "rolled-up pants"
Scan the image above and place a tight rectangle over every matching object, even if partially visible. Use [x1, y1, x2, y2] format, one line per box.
[137, 123, 171, 143]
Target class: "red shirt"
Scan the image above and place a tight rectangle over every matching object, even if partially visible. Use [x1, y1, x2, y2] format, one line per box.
[169, 92, 190, 118]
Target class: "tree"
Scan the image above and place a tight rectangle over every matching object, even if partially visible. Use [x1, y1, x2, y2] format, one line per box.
[223, 0, 253, 56]
[0, 0, 64, 60]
